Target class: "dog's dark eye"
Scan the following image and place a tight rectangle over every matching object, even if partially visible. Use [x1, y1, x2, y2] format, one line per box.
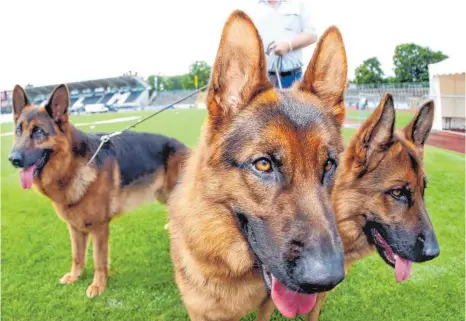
[322, 158, 336, 186]
[32, 126, 45, 137]
[254, 158, 272, 173]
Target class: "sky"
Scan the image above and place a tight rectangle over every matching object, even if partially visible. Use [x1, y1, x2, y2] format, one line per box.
[1, 0, 465, 91]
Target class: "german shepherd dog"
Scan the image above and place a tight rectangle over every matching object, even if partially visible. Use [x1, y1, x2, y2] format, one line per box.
[9, 84, 188, 297]
[168, 10, 349, 320]
[306, 93, 440, 320]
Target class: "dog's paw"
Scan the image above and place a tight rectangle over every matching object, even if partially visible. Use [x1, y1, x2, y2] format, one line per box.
[59, 272, 80, 285]
[86, 283, 106, 298]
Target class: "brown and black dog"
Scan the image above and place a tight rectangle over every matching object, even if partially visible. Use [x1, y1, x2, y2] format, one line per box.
[9, 84, 188, 297]
[168, 10, 349, 320]
[306, 93, 440, 320]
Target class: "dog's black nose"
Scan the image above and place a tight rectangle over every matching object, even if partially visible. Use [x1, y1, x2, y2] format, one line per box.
[418, 229, 440, 261]
[291, 246, 345, 293]
[9, 151, 24, 168]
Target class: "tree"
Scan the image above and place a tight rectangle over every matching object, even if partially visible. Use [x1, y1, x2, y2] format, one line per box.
[153, 75, 175, 91]
[180, 74, 194, 90]
[146, 60, 212, 91]
[393, 44, 448, 82]
[188, 61, 211, 89]
[385, 76, 398, 84]
[147, 75, 156, 90]
[354, 57, 385, 84]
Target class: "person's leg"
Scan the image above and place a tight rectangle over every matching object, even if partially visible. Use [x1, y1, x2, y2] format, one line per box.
[280, 71, 302, 89]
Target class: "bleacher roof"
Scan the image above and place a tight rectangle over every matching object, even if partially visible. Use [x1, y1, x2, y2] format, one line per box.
[25, 76, 149, 97]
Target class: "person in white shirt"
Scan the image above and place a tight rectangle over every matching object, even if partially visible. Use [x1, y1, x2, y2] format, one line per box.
[246, 0, 318, 88]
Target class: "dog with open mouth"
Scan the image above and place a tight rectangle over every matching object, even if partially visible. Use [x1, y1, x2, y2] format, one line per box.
[168, 10, 349, 320]
[9, 84, 189, 297]
[306, 93, 440, 320]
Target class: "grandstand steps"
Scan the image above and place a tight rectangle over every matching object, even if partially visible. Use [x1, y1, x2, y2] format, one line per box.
[149, 91, 158, 105]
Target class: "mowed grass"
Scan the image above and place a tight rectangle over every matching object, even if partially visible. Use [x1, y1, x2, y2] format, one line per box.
[1, 109, 464, 321]
[346, 108, 415, 128]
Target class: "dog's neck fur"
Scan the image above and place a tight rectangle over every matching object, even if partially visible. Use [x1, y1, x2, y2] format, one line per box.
[171, 126, 259, 278]
[332, 143, 377, 263]
[34, 124, 97, 205]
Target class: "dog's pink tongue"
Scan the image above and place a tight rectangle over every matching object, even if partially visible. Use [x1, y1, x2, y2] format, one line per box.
[271, 276, 317, 318]
[20, 165, 37, 189]
[395, 255, 413, 283]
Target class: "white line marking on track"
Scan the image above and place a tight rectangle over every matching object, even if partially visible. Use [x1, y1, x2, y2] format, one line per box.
[0, 116, 142, 137]
[74, 116, 141, 127]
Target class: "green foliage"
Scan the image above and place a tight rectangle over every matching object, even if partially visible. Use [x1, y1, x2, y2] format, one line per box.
[385, 76, 399, 84]
[354, 57, 385, 84]
[393, 44, 448, 82]
[147, 75, 156, 91]
[147, 61, 212, 91]
[188, 60, 211, 88]
[153, 75, 176, 91]
[353, 44, 448, 84]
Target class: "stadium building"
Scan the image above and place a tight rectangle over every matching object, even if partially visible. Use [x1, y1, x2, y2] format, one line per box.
[1, 75, 151, 115]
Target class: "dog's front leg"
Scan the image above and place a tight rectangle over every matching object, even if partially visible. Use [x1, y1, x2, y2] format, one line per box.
[256, 298, 275, 321]
[60, 224, 89, 285]
[86, 222, 109, 298]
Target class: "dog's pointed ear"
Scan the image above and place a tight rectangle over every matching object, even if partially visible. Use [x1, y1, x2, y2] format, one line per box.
[404, 99, 434, 154]
[299, 26, 347, 127]
[354, 93, 395, 165]
[206, 10, 273, 128]
[12, 85, 31, 121]
[45, 84, 70, 125]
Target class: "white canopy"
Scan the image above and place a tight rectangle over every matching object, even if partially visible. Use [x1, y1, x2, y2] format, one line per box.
[430, 57, 466, 76]
[429, 58, 465, 131]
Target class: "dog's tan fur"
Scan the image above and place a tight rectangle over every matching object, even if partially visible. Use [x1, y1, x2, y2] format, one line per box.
[168, 10, 349, 320]
[306, 94, 438, 320]
[10, 84, 188, 297]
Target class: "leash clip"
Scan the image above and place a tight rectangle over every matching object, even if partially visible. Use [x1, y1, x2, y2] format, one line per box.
[86, 131, 122, 166]
[100, 135, 110, 144]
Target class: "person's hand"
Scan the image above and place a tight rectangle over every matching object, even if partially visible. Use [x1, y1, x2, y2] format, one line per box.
[270, 41, 292, 56]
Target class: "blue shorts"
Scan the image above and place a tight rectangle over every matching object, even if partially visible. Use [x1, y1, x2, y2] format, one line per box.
[268, 69, 302, 89]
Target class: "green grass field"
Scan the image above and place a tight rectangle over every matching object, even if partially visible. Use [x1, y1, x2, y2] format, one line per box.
[1, 109, 464, 321]
[346, 108, 416, 128]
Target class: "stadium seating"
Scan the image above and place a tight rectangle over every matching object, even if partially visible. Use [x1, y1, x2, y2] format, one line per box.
[151, 90, 197, 108]
[125, 91, 142, 103]
[82, 95, 102, 105]
[70, 97, 79, 106]
[100, 92, 115, 104]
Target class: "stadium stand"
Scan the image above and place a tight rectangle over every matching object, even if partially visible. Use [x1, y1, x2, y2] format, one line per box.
[126, 91, 143, 103]
[4, 75, 152, 115]
[344, 82, 430, 110]
[151, 90, 198, 109]
[100, 92, 115, 104]
[1, 90, 12, 114]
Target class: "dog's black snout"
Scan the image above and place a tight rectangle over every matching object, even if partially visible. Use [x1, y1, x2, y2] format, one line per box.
[291, 246, 345, 293]
[417, 229, 440, 261]
[9, 151, 24, 168]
